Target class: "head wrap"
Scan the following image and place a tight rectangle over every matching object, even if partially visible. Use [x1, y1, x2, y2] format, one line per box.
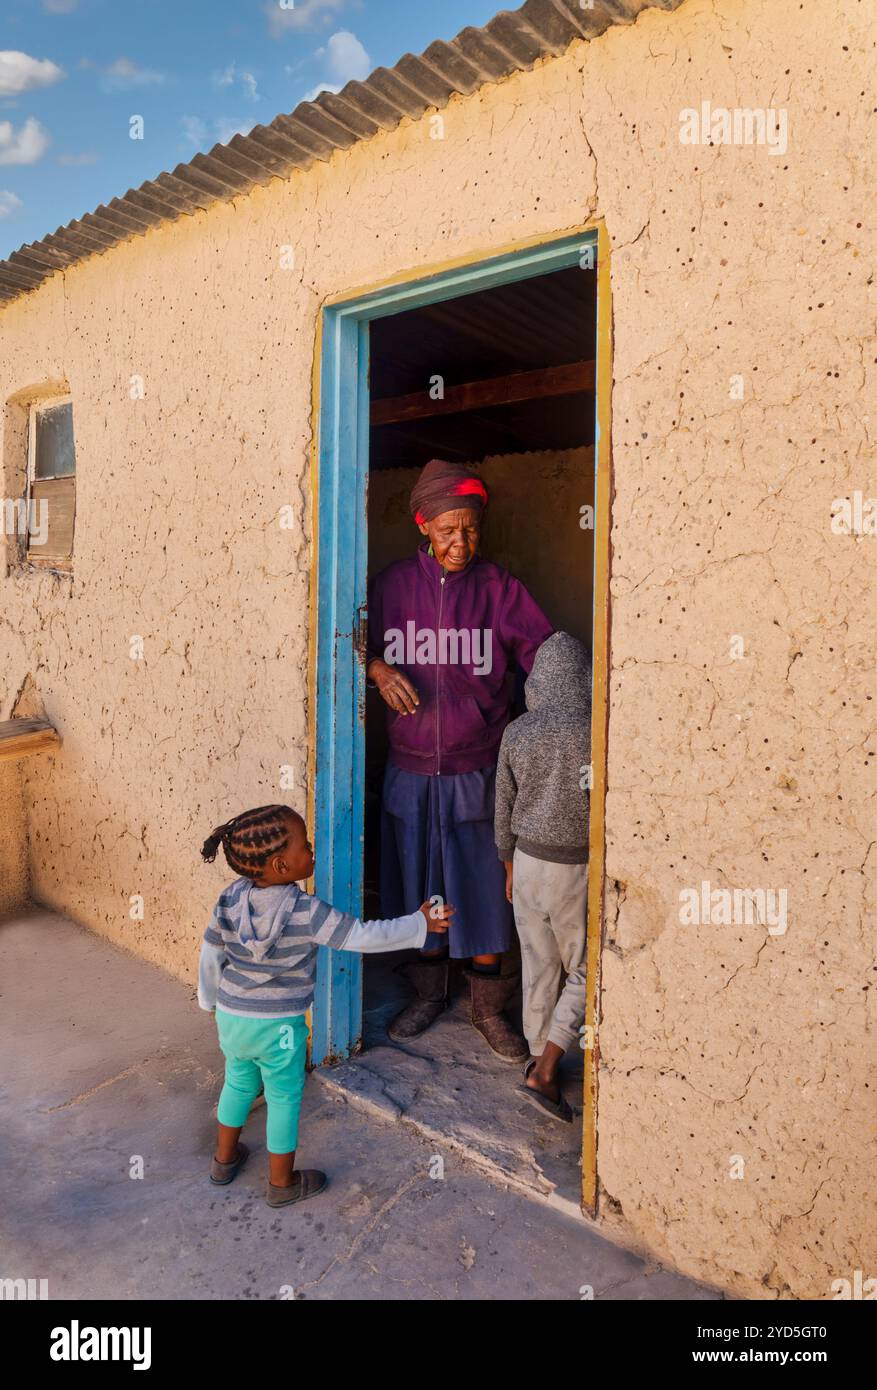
[409, 458, 488, 526]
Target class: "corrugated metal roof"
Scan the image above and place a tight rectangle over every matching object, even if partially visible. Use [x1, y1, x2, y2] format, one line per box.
[0, 0, 684, 307]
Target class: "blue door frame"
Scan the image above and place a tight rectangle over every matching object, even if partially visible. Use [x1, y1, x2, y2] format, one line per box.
[311, 230, 601, 1065]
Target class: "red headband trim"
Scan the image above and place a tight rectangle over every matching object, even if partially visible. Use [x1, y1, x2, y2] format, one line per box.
[452, 479, 488, 503]
[413, 479, 488, 527]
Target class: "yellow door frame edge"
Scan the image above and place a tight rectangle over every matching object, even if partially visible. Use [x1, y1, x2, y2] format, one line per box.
[583, 218, 612, 1217]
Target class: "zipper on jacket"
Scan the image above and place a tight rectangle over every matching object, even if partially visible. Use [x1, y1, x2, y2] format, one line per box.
[436, 572, 445, 776]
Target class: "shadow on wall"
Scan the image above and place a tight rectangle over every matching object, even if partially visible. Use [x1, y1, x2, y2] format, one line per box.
[0, 760, 27, 918]
[0, 683, 57, 921]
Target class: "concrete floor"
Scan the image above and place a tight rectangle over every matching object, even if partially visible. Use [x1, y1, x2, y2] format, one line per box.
[0, 909, 722, 1301]
[328, 951, 588, 1215]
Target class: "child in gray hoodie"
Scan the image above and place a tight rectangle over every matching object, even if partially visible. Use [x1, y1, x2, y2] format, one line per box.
[494, 631, 591, 1122]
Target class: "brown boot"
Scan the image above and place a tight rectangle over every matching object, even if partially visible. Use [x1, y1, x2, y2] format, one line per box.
[387, 957, 449, 1041]
[464, 968, 529, 1063]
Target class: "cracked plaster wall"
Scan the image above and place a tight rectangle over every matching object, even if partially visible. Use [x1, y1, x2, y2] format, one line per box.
[0, 0, 873, 1298]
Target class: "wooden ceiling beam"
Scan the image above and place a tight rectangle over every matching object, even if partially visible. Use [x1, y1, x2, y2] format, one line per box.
[371, 360, 595, 427]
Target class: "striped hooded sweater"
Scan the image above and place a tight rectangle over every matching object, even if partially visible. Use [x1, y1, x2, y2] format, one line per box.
[198, 877, 426, 1019]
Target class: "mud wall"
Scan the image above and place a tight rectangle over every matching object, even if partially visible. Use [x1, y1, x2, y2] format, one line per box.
[0, 0, 872, 1299]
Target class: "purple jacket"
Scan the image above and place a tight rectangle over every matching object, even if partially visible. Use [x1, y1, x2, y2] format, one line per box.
[367, 544, 553, 776]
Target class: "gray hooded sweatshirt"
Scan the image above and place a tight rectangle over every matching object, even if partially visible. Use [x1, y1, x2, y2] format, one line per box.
[494, 630, 591, 865]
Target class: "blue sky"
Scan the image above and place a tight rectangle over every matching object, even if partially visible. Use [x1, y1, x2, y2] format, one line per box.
[0, 0, 503, 259]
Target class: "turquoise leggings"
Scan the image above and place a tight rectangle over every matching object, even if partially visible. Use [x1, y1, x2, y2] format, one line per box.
[215, 1010, 308, 1154]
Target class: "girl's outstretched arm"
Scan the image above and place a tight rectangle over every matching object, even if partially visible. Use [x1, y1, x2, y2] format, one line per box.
[338, 900, 454, 953]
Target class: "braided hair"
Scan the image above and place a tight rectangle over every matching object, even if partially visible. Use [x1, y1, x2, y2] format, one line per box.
[201, 804, 297, 880]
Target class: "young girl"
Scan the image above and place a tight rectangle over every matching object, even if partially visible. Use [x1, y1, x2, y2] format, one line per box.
[199, 803, 452, 1207]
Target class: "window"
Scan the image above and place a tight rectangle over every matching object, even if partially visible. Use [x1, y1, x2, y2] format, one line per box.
[27, 396, 76, 567]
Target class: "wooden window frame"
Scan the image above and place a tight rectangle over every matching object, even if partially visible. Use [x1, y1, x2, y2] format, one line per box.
[25, 393, 75, 574]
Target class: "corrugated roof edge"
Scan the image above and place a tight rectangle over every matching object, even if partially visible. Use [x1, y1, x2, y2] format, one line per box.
[0, 0, 684, 307]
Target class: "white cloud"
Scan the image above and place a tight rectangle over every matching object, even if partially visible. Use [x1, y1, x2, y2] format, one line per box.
[0, 117, 50, 165]
[42, 0, 79, 12]
[181, 115, 207, 147]
[0, 51, 64, 97]
[57, 150, 98, 166]
[323, 30, 369, 85]
[265, 0, 348, 38]
[301, 30, 369, 101]
[213, 62, 259, 102]
[214, 117, 257, 144]
[180, 115, 256, 151]
[303, 81, 341, 101]
[100, 58, 164, 92]
[0, 190, 23, 219]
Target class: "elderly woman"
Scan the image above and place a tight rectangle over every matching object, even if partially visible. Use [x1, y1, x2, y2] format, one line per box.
[366, 459, 553, 1060]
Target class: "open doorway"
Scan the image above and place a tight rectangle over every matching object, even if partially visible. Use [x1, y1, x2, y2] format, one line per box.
[310, 231, 609, 1209]
[364, 263, 594, 1039]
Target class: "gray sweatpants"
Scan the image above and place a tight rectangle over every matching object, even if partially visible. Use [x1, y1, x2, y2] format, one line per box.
[512, 848, 587, 1055]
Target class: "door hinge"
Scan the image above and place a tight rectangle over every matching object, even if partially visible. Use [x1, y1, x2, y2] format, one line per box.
[354, 602, 368, 668]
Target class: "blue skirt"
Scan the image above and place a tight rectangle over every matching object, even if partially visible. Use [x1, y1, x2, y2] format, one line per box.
[380, 763, 513, 958]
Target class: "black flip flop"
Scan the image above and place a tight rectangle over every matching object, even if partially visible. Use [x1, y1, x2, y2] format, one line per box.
[518, 1061, 574, 1123]
[517, 1083, 574, 1123]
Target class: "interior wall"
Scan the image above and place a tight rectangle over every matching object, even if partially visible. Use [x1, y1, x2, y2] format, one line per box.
[368, 449, 594, 648]
[0, 0, 872, 1299]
